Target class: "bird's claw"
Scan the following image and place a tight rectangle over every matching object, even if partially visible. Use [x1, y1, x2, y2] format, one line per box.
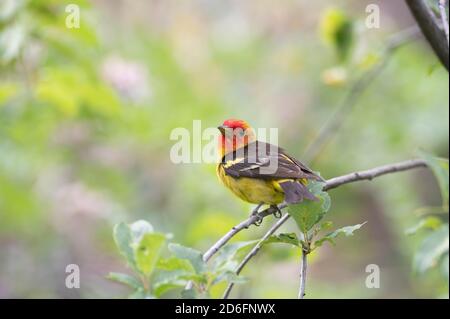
[271, 205, 282, 219]
[253, 214, 263, 226]
[250, 203, 264, 226]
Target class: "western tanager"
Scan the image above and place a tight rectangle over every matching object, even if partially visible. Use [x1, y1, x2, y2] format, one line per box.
[216, 119, 323, 222]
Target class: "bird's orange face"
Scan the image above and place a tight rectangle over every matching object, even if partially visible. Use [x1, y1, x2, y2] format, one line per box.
[218, 119, 256, 157]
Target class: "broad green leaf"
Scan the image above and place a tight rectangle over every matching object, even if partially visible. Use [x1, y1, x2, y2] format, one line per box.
[153, 270, 204, 297]
[134, 232, 167, 277]
[214, 260, 239, 277]
[406, 216, 442, 235]
[316, 221, 334, 233]
[314, 222, 366, 248]
[154, 269, 204, 284]
[107, 272, 142, 290]
[419, 152, 449, 208]
[264, 233, 300, 247]
[168, 243, 206, 274]
[113, 222, 138, 272]
[288, 182, 331, 233]
[153, 282, 186, 298]
[157, 256, 195, 272]
[413, 224, 449, 274]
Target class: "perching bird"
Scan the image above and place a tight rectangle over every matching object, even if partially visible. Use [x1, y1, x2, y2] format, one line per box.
[216, 119, 324, 222]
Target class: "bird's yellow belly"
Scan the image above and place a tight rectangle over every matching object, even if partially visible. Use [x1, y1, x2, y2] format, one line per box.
[216, 165, 284, 205]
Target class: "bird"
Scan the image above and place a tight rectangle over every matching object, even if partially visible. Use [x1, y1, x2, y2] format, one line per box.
[216, 119, 324, 224]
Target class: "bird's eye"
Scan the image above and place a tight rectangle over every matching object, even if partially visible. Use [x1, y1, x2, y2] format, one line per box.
[238, 130, 245, 136]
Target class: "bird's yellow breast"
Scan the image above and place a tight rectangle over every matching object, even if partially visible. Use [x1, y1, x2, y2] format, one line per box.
[216, 164, 285, 205]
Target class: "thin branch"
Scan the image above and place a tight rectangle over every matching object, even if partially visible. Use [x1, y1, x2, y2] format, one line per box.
[202, 207, 281, 263]
[298, 249, 308, 299]
[323, 159, 428, 191]
[221, 158, 428, 298]
[222, 214, 289, 299]
[185, 204, 285, 290]
[406, 0, 449, 70]
[439, 0, 450, 47]
[302, 27, 420, 163]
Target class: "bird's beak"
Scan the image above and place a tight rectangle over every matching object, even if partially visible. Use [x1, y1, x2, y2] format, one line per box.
[217, 125, 227, 135]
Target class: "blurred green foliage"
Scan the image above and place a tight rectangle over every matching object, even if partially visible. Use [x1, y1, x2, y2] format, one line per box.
[109, 220, 254, 298]
[409, 154, 448, 286]
[0, 0, 448, 298]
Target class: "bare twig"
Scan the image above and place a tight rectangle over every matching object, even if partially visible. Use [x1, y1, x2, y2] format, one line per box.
[185, 204, 285, 290]
[406, 0, 449, 70]
[221, 158, 428, 298]
[202, 207, 282, 263]
[298, 249, 308, 299]
[222, 214, 289, 299]
[439, 0, 450, 47]
[323, 159, 427, 191]
[302, 27, 420, 163]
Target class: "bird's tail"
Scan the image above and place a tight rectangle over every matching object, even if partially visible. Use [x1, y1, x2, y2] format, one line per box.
[279, 180, 318, 204]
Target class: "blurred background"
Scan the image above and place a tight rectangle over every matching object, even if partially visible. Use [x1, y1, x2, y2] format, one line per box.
[0, 0, 448, 298]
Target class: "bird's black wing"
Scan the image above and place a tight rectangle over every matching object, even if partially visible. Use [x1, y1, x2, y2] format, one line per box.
[222, 141, 324, 181]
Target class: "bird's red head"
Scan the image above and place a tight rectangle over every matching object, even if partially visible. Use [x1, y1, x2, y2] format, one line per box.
[217, 119, 256, 157]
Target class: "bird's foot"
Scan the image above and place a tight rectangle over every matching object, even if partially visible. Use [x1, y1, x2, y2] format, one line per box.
[250, 203, 264, 226]
[253, 214, 263, 226]
[271, 205, 282, 219]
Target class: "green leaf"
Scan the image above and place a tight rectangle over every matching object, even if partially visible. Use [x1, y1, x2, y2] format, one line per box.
[314, 222, 366, 248]
[287, 182, 331, 233]
[113, 222, 138, 272]
[413, 224, 449, 274]
[319, 8, 354, 62]
[153, 270, 203, 297]
[153, 282, 185, 297]
[264, 233, 300, 247]
[181, 288, 198, 299]
[133, 232, 167, 277]
[107, 272, 143, 290]
[212, 270, 248, 286]
[128, 288, 150, 299]
[419, 151, 449, 208]
[157, 256, 195, 272]
[129, 220, 154, 243]
[406, 216, 442, 235]
[318, 221, 334, 232]
[213, 240, 258, 268]
[168, 243, 206, 274]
